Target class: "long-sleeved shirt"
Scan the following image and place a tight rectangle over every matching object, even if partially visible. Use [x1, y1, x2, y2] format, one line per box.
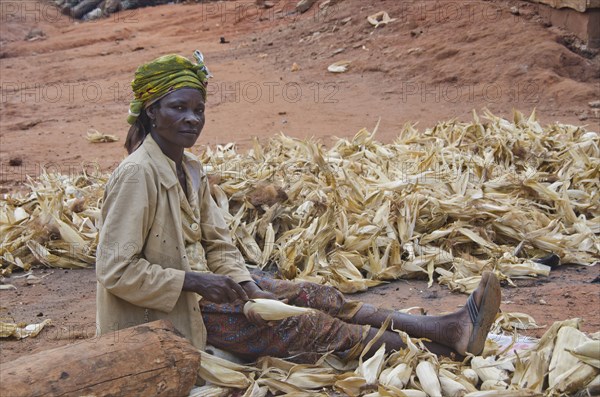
[96, 134, 253, 349]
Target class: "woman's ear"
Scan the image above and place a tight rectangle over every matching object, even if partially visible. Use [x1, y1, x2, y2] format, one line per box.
[146, 105, 156, 122]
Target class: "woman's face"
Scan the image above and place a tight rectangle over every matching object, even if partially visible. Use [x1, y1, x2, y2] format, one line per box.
[147, 87, 205, 159]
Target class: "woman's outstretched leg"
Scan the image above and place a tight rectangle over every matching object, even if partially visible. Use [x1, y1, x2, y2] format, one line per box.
[201, 299, 454, 362]
[361, 327, 457, 357]
[349, 272, 501, 356]
[250, 270, 501, 357]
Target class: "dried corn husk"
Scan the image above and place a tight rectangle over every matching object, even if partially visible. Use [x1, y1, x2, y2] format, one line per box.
[367, 11, 396, 28]
[197, 352, 256, 389]
[567, 340, 600, 368]
[547, 326, 598, 394]
[584, 374, 600, 395]
[357, 344, 387, 385]
[493, 312, 541, 332]
[328, 60, 351, 73]
[86, 129, 118, 142]
[283, 366, 338, 389]
[188, 385, 232, 397]
[0, 319, 51, 339]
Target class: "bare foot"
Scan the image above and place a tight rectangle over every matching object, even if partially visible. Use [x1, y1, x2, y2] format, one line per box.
[453, 272, 501, 356]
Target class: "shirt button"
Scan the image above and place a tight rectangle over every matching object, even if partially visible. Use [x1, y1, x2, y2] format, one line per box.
[191, 223, 199, 231]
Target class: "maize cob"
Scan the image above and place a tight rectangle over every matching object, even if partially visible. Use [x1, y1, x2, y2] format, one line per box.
[379, 363, 411, 389]
[464, 390, 540, 396]
[358, 344, 387, 385]
[439, 375, 468, 397]
[480, 380, 508, 391]
[416, 361, 442, 396]
[471, 357, 508, 383]
[397, 390, 427, 397]
[439, 368, 478, 394]
[243, 299, 314, 321]
[461, 368, 479, 386]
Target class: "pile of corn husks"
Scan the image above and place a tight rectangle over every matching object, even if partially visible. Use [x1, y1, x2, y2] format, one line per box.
[1, 171, 104, 275]
[1, 111, 598, 291]
[199, 110, 599, 293]
[189, 317, 599, 396]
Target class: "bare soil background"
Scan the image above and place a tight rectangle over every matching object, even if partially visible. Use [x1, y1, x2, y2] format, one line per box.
[0, 0, 599, 364]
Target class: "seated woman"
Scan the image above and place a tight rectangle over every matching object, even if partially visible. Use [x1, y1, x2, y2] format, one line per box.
[96, 52, 501, 363]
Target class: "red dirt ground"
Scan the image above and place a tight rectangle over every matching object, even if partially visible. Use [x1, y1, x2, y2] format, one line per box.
[0, 0, 599, 364]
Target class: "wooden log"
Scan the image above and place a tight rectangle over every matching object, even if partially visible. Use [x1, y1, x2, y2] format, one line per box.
[0, 320, 201, 397]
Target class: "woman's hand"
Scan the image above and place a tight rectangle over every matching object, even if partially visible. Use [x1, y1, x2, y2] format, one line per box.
[182, 272, 248, 303]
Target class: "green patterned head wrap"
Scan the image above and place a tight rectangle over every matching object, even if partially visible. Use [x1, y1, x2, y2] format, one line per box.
[127, 50, 211, 125]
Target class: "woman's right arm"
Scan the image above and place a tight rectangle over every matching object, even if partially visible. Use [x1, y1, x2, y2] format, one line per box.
[96, 162, 185, 313]
[182, 272, 248, 302]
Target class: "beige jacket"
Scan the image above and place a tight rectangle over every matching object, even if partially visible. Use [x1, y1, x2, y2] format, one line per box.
[96, 134, 253, 349]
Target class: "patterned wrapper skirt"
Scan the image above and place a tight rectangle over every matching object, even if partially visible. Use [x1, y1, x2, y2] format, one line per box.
[200, 272, 369, 363]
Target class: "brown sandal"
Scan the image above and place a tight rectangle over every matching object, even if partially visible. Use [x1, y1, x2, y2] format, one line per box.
[464, 272, 501, 356]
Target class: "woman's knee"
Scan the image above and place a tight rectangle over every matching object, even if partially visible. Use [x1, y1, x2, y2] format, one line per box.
[294, 282, 346, 314]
